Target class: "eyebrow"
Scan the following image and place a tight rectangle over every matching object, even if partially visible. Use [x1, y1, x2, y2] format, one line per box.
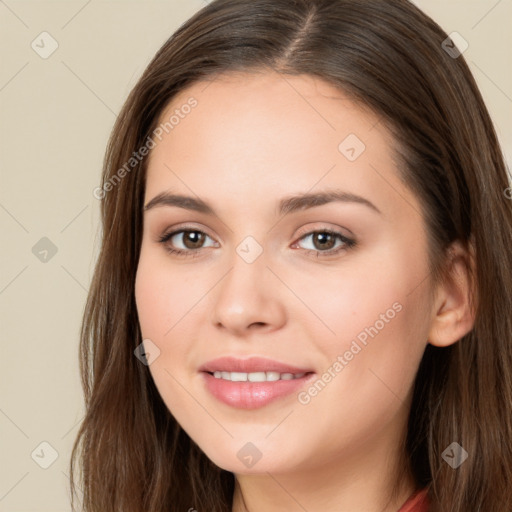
[144, 189, 382, 216]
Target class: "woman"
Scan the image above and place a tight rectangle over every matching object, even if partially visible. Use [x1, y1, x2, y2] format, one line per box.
[70, 1, 512, 511]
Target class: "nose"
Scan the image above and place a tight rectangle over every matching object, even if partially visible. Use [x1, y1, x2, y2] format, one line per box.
[211, 248, 287, 336]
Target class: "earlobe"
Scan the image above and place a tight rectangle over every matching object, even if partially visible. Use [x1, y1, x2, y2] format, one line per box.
[427, 239, 477, 348]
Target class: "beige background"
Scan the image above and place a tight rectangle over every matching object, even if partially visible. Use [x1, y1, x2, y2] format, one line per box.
[1, 1, 511, 510]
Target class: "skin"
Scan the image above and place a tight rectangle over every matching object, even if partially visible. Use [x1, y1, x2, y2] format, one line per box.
[134, 71, 475, 512]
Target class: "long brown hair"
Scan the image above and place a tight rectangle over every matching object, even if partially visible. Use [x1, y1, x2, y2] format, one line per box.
[70, 1, 512, 510]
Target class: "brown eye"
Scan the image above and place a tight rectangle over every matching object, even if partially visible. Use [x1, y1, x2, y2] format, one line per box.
[158, 228, 217, 257]
[295, 230, 356, 257]
[311, 232, 337, 251]
[180, 230, 206, 249]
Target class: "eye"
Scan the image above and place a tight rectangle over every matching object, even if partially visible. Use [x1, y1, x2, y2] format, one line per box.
[158, 228, 218, 257]
[293, 229, 356, 257]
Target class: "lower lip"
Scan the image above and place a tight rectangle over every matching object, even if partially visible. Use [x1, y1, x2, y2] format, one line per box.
[201, 372, 315, 409]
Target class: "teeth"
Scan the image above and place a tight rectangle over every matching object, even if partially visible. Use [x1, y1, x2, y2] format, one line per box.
[212, 371, 306, 382]
[265, 371, 280, 381]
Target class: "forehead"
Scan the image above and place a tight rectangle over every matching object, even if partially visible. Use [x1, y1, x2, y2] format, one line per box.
[154, 71, 381, 152]
[144, 71, 417, 221]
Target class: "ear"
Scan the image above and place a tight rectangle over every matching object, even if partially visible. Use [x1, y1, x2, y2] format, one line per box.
[428, 239, 477, 348]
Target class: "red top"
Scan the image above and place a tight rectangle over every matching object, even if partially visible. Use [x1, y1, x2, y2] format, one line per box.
[397, 488, 430, 512]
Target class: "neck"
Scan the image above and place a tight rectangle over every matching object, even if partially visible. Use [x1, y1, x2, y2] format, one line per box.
[232, 463, 416, 512]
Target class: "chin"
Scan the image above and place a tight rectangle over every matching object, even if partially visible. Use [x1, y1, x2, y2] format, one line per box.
[195, 437, 302, 475]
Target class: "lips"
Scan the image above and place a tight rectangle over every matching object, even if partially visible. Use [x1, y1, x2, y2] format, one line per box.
[199, 356, 316, 409]
[198, 356, 313, 374]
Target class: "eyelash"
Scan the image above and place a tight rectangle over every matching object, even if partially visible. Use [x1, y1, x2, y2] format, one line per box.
[157, 226, 356, 259]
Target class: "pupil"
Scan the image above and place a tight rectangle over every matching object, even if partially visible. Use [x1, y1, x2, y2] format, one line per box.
[315, 233, 334, 250]
[185, 231, 204, 249]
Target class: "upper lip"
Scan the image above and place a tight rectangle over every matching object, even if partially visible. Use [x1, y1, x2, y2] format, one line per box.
[199, 356, 314, 374]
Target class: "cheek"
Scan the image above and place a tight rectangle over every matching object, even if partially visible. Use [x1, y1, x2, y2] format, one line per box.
[135, 261, 170, 340]
[134, 253, 200, 413]
[293, 291, 428, 463]
[293, 261, 424, 351]
[134, 249, 216, 397]
[135, 249, 204, 340]
[299, 242, 431, 398]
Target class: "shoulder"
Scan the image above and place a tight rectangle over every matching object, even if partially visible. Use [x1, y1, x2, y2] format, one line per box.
[397, 488, 430, 512]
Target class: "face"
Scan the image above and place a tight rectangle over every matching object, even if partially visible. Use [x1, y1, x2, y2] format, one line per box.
[135, 71, 434, 476]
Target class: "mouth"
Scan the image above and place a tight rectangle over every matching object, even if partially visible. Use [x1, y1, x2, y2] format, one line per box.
[198, 355, 313, 375]
[198, 356, 316, 409]
[206, 370, 311, 382]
